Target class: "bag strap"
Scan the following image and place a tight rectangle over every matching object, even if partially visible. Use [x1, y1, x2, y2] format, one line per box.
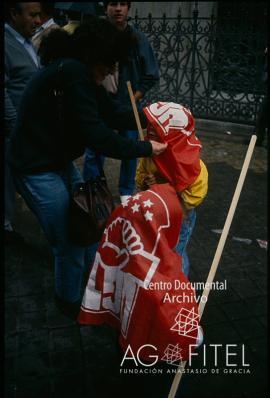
[94, 153, 106, 179]
[54, 61, 64, 123]
[53, 61, 75, 191]
[54, 60, 105, 184]
[53, 60, 71, 169]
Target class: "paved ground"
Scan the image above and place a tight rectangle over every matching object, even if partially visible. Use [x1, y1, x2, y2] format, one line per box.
[5, 132, 268, 398]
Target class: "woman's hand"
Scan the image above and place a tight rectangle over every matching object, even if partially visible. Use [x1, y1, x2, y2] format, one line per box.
[149, 140, 167, 155]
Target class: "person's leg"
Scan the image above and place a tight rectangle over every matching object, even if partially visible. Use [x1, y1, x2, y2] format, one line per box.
[13, 165, 86, 303]
[82, 241, 99, 294]
[83, 148, 105, 181]
[118, 130, 138, 200]
[175, 209, 197, 277]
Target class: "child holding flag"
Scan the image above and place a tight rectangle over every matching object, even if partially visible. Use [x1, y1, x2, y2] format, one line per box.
[78, 102, 205, 376]
[136, 102, 208, 276]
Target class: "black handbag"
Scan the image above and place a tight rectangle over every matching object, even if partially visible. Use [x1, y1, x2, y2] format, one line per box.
[68, 157, 115, 247]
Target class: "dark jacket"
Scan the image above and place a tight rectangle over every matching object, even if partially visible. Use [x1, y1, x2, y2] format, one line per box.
[111, 25, 159, 107]
[8, 58, 152, 174]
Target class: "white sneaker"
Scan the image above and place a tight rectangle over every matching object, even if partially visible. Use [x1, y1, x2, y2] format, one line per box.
[120, 195, 131, 204]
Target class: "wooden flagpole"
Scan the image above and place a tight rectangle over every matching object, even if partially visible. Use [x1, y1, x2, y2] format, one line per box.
[126, 81, 145, 141]
[168, 135, 257, 398]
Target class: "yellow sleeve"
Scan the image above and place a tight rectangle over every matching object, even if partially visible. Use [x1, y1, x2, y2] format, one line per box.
[181, 159, 208, 208]
[135, 158, 157, 191]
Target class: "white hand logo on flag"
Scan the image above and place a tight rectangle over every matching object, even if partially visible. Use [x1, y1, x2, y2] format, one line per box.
[82, 190, 171, 337]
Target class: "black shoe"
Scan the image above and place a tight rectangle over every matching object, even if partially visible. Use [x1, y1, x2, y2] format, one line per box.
[5, 230, 25, 245]
[54, 294, 81, 320]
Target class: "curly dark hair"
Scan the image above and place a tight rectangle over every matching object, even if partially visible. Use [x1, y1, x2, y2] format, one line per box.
[103, 2, 131, 9]
[38, 28, 70, 66]
[39, 17, 137, 67]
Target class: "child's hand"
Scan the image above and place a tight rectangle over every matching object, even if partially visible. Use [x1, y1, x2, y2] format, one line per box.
[144, 173, 157, 187]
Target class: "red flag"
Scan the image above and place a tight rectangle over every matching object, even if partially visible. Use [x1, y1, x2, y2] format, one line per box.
[78, 184, 201, 362]
[143, 102, 202, 192]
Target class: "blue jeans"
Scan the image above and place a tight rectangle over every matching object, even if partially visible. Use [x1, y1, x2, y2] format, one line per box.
[175, 209, 197, 277]
[13, 163, 97, 302]
[83, 130, 138, 196]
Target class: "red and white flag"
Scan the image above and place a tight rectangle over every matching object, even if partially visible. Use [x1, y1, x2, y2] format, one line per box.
[143, 102, 202, 192]
[78, 183, 200, 362]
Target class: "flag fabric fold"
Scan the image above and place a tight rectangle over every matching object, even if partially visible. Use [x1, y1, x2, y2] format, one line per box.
[78, 183, 200, 362]
[143, 102, 202, 192]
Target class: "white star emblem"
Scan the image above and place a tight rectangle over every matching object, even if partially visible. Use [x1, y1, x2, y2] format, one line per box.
[143, 199, 154, 208]
[131, 203, 140, 213]
[122, 197, 130, 207]
[133, 193, 141, 201]
[144, 211, 153, 221]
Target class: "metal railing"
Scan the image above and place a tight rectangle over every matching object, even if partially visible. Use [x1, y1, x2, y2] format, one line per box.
[133, 3, 267, 125]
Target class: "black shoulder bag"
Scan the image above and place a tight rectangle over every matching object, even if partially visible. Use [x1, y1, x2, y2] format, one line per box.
[68, 158, 115, 247]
